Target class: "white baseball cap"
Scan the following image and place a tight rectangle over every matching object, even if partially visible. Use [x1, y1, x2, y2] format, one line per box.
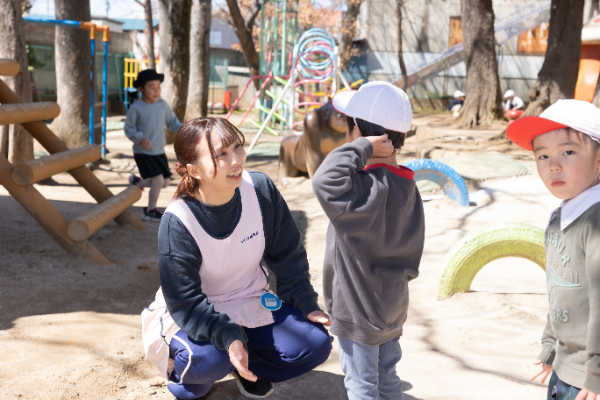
[332, 81, 412, 133]
[454, 90, 465, 98]
[504, 89, 515, 98]
[506, 99, 600, 151]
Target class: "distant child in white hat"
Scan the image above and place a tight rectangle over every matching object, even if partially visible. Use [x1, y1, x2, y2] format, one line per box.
[448, 89, 465, 117]
[503, 89, 524, 111]
[506, 99, 600, 400]
[312, 81, 425, 400]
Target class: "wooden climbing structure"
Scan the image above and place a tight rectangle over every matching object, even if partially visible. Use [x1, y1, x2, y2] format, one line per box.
[0, 58, 146, 265]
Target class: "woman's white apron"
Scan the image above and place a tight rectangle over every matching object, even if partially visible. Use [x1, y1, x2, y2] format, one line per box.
[141, 171, 273, 378]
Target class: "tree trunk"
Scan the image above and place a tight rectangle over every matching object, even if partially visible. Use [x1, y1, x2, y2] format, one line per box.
[50, 0, 91, 150]
[185, 0, 211, 120]
[397, 0, 408, 90]
[144, 0, 156, 69]
[583, 0, 599, 25]
[159, 0, 192, 123]
[456, 0, 503, 128]
[225, 0, 260, 84]
[0, 0, 33, 164]
[417, 0, 430, 52]
[339, 0, 363, 71]
[523, 0, 585, 116]
[30, 71, 41, 102]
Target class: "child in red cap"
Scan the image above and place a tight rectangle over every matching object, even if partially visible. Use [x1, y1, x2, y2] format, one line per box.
[506, 99, 600, 400]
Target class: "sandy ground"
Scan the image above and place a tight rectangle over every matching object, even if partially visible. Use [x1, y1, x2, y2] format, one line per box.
[0, 116, 558, 399]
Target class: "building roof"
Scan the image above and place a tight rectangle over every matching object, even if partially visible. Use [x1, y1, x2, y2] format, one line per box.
[91, 16, 124, 33]
[117, 18, 159, 32]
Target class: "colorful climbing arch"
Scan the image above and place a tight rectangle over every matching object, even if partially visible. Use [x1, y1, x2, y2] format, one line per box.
[403, 159, 470, 207]
[435, 223, 546, 300]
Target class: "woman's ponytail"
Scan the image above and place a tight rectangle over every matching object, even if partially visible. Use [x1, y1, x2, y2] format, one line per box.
[173, 161, 199, 199]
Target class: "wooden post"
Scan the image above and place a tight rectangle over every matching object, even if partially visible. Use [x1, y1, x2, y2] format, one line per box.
[11, 144, 101, 186]
[0, 102, 61, 125]
[68, 185, 143, 242]
[0, 59, 19, 76]
[0, 152, 110, 264]
[0, 79, 146, 231]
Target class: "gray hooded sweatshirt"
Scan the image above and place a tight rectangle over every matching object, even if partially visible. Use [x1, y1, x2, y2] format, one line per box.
[124, 98, 183, 156]
[538, 197, 600, 393]
[312, 137, 425, 346]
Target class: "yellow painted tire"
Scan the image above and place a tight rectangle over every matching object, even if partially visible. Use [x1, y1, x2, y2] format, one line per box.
[435, 223, 546, 300]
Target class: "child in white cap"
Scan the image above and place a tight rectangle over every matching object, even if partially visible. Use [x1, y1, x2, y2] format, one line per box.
[448, 89, 465, 117]
[312, 82, 425, 400]
[503, 89, 524, 111]
[506, 99, 600, 400]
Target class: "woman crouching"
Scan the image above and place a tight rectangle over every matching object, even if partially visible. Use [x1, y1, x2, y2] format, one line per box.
[142, 118, 332, 400]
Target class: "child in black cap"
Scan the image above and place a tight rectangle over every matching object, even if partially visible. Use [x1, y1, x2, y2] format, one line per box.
[125, 69, 184, 221]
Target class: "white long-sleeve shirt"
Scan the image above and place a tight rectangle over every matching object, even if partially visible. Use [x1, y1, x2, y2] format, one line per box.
[504, 96, 524, 111]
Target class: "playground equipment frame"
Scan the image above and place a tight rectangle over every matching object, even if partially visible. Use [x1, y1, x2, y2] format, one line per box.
[23, 17, 111, 157]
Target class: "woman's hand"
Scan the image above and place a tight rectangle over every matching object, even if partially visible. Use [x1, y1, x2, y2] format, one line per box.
[228, 340, 257, 382]
[528, 359, 552, 384]
[575, 388, 600, 400]
[307, 310, 331, 326]
[140, 137, 152, 150]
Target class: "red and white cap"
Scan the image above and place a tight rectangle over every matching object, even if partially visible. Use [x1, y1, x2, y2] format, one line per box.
[506, 99, 600, 151]
[332, 81, 412, 133]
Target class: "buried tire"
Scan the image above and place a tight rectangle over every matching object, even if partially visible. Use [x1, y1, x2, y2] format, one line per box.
[435, 223, 546, 300]
[403, 159, 470, 206]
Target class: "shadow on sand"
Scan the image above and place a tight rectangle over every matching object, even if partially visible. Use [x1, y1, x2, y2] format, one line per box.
[206, 370, 421, 400]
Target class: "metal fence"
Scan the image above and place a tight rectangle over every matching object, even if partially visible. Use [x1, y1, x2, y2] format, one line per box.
[364, 0, 540, 56]
[31, 47, 234, 104]
[30, 45, 128, 100]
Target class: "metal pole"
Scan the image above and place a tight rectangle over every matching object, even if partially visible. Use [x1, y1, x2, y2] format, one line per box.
[258, 0, 265, 120]
[259, 0, 265, 75]
[288, 48, 298, 133]
[248, 69, 296, 154]
[114, 54, 122, 102]
[102, 40, 109, 157]
[89, 36, 96, 145]
[281, 0, 287, 77]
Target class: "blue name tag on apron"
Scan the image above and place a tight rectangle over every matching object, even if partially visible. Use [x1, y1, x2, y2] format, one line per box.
[260, 292, 281, 311]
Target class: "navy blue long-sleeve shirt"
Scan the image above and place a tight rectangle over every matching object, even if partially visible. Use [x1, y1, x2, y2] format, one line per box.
[158, 171, 321, 352]
[447, 98, 463, 111]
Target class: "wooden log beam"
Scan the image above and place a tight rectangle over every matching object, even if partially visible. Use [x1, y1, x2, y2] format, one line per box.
[68, 185, 143, 242]
[0, 79, 146, 232]
[0, 152, 110, 264]
[0, 102, 61, 125]
[11, 144, 101, 186]
[0, 59, 20, 76]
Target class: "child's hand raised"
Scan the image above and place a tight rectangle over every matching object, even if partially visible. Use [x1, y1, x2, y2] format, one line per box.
[528, 359, 552, 384]
[366, 134, 394, 159]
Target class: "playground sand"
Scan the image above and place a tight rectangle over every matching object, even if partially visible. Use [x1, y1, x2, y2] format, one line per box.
[0, 124, 555, 399]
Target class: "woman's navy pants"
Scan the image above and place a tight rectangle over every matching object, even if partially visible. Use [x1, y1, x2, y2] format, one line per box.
[167, 303, 333, 399]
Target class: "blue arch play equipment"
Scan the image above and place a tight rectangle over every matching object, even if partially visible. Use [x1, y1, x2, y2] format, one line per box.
[403, 159, 470, 206]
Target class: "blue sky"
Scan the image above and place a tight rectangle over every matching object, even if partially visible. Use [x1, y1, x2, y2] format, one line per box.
[29, 0, 158, 19]
[29, 0, 338, 20]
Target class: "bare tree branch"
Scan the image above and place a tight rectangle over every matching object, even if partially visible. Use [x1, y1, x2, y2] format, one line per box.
[397, 0, 408, 90]
[339, 0, 363, 71]
[134, 0, 144, 7]
[225, 0, 260, 85]
[243, 0, 261, 31]
[143, 0, 155, 69]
